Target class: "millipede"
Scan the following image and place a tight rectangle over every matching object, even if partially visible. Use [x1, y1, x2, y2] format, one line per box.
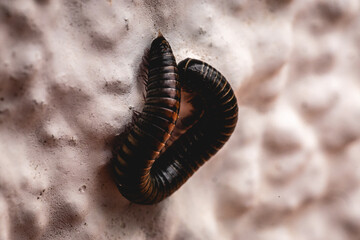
[112, 33, 238, 205]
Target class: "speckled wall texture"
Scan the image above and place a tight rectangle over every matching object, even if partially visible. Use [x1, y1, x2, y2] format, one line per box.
[0, 0, 360, 239]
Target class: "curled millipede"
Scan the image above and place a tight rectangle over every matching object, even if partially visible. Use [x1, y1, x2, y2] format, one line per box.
[112, 35, 238, 205]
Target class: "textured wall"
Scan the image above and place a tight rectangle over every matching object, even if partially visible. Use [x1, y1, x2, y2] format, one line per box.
[1, 0, 360, 239]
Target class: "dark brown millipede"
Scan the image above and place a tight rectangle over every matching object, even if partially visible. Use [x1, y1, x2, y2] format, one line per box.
[112, 34, 238, 205]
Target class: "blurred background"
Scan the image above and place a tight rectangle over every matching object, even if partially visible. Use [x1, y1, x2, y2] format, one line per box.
[0, 0, 360, 239]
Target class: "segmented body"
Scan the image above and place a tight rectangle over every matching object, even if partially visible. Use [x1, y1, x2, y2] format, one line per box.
[112, 36, 238, 205]
[112, 35, 181, 204]
[149, 58, 238, 200]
